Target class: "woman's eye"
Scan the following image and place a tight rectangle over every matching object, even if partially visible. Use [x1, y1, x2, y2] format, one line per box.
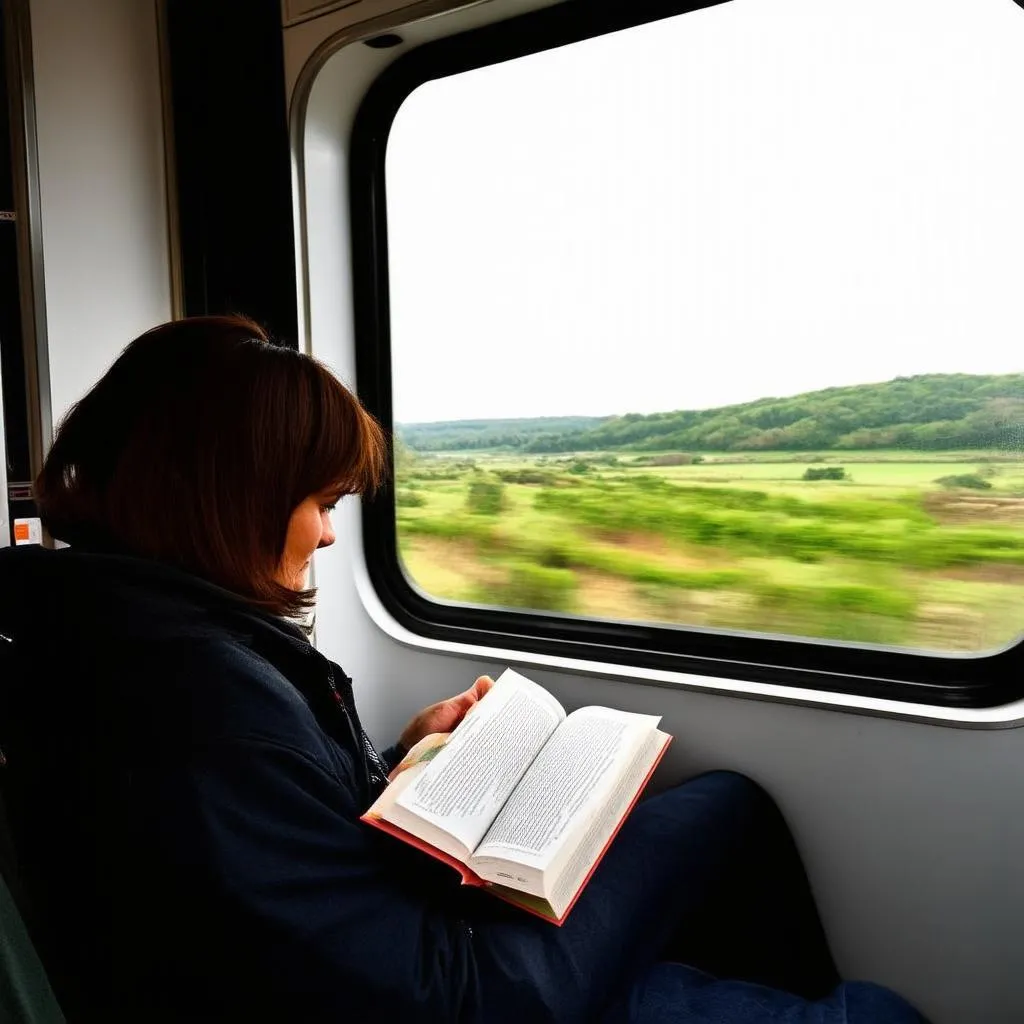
[320, 503, 337, 514]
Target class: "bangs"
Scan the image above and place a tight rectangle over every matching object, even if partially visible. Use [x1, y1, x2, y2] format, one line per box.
[299, 360, 387, 501]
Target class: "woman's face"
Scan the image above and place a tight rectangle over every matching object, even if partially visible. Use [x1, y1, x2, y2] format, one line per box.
[276, 492, 339, 590]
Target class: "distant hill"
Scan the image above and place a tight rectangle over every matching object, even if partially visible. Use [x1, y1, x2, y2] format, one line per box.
[397, 416, 610, 452]
[397, 373, 1024, 454]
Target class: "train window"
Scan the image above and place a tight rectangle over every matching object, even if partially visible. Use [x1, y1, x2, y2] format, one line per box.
[351, 0, 1024, 705]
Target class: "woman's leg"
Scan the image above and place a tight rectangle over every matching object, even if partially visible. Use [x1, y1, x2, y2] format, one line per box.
[602, 963, 930, 1024]
[464, 770, 840, 1023]
[650, 771, 840, 998]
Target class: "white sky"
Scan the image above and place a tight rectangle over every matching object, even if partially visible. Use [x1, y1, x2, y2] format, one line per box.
[385, 0, 1024, 424]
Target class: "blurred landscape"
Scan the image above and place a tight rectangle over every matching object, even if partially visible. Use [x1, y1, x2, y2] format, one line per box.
[394, 373, 1024, 653]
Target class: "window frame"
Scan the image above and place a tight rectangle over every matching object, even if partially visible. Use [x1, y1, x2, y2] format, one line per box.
[349, 0, 1024, 708]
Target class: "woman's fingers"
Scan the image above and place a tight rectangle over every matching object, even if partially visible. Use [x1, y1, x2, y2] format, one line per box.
[447, 676, 495, 720]
[469, 675, 495, 699]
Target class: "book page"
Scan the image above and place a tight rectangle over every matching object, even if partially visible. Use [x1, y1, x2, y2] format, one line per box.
[363, 734, 476, 862]
[393, 669, 565, 853]
[471, 707, 659, 868]
[546, 729, 668, 918]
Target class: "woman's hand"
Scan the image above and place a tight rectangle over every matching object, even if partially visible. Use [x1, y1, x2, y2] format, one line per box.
[397, 676, 495, 751]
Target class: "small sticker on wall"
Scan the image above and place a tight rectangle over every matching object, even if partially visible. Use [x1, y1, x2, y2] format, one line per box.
[13, 518, 42, 546]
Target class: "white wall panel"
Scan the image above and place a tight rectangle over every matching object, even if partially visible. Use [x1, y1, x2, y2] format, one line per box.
[29, 0, 171, 426]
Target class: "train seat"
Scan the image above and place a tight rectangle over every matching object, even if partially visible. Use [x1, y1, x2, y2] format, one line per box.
[0, 787, 66, 1024]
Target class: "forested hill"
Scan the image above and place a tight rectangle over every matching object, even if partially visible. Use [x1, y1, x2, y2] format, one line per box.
[397, 373, 1024, 453]
[396, 416, 609, 452]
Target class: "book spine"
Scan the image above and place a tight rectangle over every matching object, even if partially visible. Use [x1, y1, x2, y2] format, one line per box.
[360, 812, 485, 888]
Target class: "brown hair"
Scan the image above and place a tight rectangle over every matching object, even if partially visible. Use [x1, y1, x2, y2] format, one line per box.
[35, 315, 385, 617]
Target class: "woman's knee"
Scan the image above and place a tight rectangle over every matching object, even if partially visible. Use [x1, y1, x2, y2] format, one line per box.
[678, 769, 778, 815]
[651, 770, 795, 859]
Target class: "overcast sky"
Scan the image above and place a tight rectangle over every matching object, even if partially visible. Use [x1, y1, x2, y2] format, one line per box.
[385, 0, 1024, 425]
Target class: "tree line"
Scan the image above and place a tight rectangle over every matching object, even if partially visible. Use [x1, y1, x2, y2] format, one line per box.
[398, 373, 1024, 454]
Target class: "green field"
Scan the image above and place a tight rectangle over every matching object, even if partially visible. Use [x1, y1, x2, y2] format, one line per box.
[394, 450, 1024, 653]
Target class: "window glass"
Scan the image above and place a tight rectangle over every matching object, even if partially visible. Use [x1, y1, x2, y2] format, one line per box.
[385, 0, 1024, 654]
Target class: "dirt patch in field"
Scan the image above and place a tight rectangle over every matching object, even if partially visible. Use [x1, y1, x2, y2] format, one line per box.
[923, 492, 1024, 525]
[399, 536, 505, 599]
[587, 530, 730, 570]
[933, 564, 1024, 585]
[574, 571, 743, 627]
[575, 574, 650, 622]
[911, 603, 988, 651]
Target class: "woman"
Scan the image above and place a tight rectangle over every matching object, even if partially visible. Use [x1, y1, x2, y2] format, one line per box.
[0, 316, 928, 1023]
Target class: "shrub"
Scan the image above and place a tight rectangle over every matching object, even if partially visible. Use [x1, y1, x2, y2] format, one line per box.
[466, 479, 506, 515]
[754, 581, 915, 620]
[568, 460, 592, 475]
[648, 453, 705, 466]
[395, 490, 426, 508]
[497, 469, 558, 485]
[539, 543, 574, 569]
[405, 468, 464, 481]
[397, 514, 499, 544]
[935, 474, 993, 490]
[802, 467, 847, 481]
[501, 563, 578, 612]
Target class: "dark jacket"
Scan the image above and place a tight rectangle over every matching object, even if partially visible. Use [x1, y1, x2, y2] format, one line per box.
[0, 546, 493, 1023]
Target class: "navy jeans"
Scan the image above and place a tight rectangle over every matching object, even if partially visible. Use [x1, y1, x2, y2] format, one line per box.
[466, 771, 929, 1024]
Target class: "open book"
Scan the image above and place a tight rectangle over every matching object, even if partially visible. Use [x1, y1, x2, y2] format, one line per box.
[362, 669, 671, 924]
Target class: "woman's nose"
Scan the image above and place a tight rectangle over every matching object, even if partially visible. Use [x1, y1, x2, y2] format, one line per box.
[318, 515, 336, 548]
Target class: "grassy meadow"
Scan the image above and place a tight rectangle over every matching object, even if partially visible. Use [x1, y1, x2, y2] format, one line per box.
[394, 450, 1024, 653]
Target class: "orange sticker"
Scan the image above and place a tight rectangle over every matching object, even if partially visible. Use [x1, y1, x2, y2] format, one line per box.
[13, 522, 29, 542]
